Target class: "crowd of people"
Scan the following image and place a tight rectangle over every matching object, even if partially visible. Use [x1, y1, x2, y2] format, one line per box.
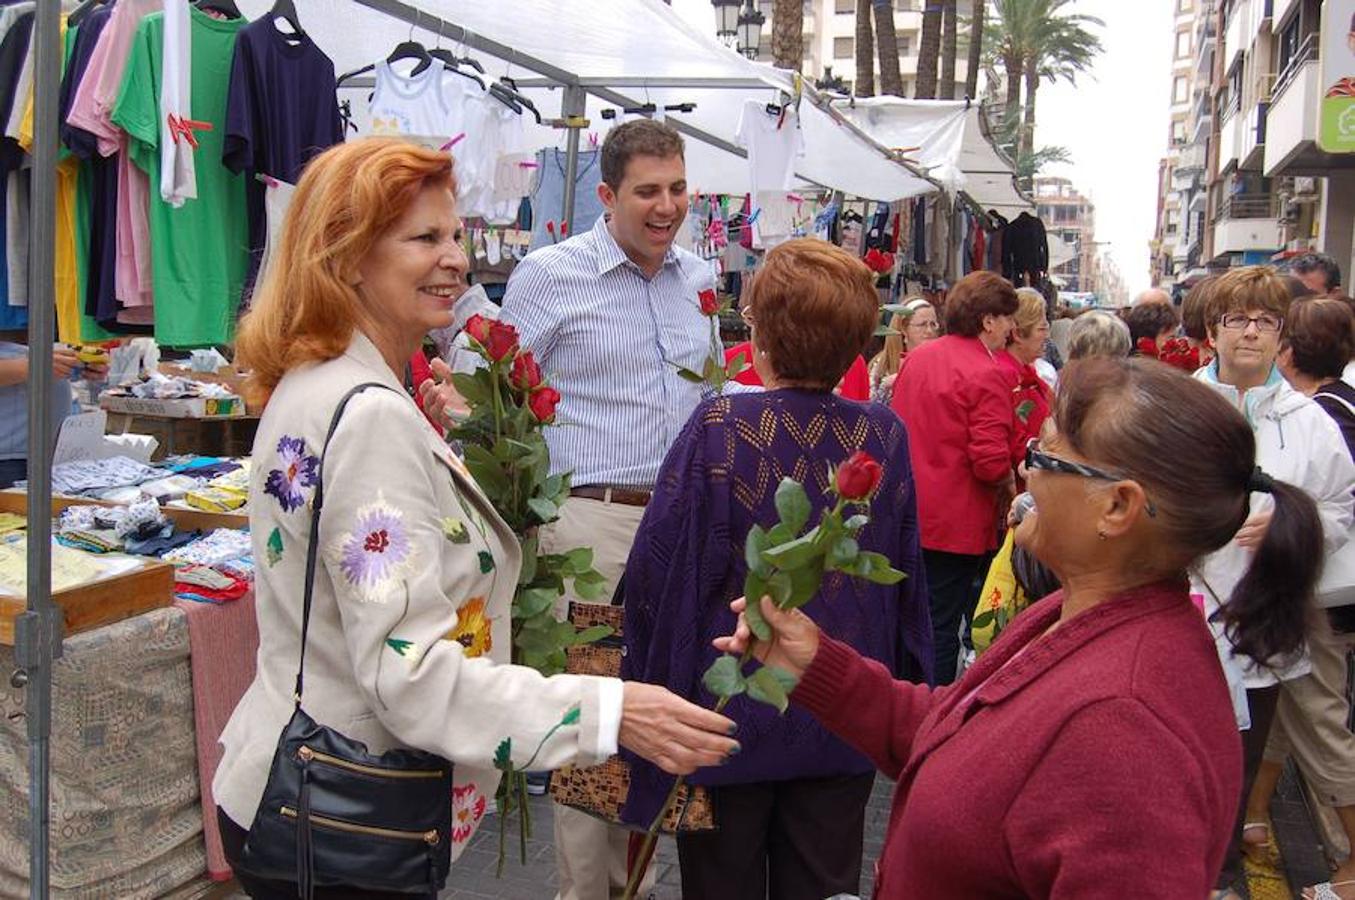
[207, 120, 1355, 900]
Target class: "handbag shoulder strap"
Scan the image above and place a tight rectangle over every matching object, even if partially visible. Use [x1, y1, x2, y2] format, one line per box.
[1315, 387, 1355, 420]
[294, 381, 401, 704]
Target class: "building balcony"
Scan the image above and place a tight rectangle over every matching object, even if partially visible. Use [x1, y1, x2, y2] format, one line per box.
[1223, 0, 1247, 69]
[1272, 0, 1300, 34]
[1263, 39, 1355, 176]
[1213, 193, 1282, 256]
[1176, 142, 1207, 175]
[1240, 97, 1270, 171]
[1219, 105, 1241, 171]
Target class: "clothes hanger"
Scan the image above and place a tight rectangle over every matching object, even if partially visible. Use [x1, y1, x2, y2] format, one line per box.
[68, 0, 107, 28]
[268, 0, 303, 37]
[195, 0, 243, 20]
[424, 48, 486, 90]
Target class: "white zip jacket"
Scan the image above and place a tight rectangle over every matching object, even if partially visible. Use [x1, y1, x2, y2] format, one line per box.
[1192, 363, 1355, 698]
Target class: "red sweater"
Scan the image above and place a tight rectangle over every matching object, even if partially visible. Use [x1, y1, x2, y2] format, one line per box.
[725, 342, 871, 402]
[891, 335, 1016, 554]
[793, 579, 1241, 899]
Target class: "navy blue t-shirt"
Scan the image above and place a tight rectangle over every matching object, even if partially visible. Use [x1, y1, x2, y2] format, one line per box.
[223, 18, 344, 300]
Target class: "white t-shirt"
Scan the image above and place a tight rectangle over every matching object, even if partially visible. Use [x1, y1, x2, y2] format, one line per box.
[369, 59, 450, 143]
[159, 0, 195, 206]
[734, 99, 804, 198]
[451, 88, 528, 223]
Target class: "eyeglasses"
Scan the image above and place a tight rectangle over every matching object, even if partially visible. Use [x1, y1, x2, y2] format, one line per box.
[1024, 440, 1157, 517]
[908, 320, 941, 332]
[1218, 313, 1283, 334]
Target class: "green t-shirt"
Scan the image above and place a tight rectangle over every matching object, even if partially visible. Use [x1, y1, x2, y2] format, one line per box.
[111, 8, 247, 348]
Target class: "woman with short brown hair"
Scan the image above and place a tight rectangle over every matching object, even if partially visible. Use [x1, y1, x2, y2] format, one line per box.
[892, 270, 1019, 684]
[623, 238, 932, 900]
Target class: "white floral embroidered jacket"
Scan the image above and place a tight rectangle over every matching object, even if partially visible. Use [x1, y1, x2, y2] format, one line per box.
[213, 332, 621, 856]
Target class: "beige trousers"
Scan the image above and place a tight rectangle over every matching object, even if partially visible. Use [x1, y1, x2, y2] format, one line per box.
[540, 496, 656, 900]
[1265, 611, 1355, 807]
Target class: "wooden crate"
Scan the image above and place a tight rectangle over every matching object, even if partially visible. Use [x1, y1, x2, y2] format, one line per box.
[0, 491, 248, 533]
[0, 557, 174, 645]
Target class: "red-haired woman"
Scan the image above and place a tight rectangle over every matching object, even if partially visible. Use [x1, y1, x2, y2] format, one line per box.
[215, 139, 737, 899]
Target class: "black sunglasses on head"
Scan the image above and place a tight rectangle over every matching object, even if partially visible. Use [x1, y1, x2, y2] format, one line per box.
[1024, 440, 1157, 517]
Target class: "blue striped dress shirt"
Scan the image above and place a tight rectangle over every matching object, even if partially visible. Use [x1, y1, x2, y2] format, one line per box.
[500, 215, 717, 488]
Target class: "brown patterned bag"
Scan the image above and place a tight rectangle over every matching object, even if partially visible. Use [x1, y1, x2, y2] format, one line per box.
[549, 601, 716, 832]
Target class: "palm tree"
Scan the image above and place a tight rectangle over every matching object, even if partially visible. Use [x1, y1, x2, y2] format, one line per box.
[1017, 7, 1102, 162]
[772, 0, 804, 70]
[940, 0, 959, 99]
[986, 0, 1102, 166]
[856, 0, 876, 96]
[915, 0, 943, 97]
[874, 0, 904, 96]
[965, 0, 985, 100]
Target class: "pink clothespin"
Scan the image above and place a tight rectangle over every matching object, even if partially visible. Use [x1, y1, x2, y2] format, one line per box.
[588, 132, 599, 149]
[440, 133, 466, 151]
[255, 173, 280, 189]
[546, 221, 557, 243]
[517, 160, 539, 169]
[559, 221, 569, 238]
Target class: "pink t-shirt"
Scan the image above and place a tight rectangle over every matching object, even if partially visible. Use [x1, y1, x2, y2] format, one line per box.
[65, 0, 157, 309]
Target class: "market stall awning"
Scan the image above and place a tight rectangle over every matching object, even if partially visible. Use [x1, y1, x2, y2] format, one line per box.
[831, 97, 1033, 213]
[239, 0, 936, 202]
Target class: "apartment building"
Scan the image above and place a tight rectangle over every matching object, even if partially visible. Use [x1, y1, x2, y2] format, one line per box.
[1154, 0, 1355, 291]
[1035, 176, 1099, 294]
[750, 0, 933, 97]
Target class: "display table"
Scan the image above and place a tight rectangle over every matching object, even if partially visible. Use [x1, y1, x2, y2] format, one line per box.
[0, 594, 259, 898]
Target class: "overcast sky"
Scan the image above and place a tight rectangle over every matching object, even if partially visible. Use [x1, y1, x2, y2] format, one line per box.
[1037, 0, 1175, 296]
[669, 0, 1174, 295]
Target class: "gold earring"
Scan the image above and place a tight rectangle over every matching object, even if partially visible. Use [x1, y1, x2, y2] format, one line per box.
[1097, 530, 1108, 541]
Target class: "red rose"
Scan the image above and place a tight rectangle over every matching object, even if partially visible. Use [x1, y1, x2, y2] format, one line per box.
[698, 288, 720, 317]
[483, 320, 520, 363]
[1136, 337, 1159, 358]
[510, 351, 544, 393]
[528, 386, 561, 423]
[835, 450, 883, 501]
[465, 314, 493, 345]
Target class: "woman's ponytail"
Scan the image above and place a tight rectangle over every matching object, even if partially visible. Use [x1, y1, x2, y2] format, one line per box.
[1216, 478, 1322, 666]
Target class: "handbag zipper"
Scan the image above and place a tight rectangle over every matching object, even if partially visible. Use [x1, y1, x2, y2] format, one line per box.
[280, 805, 440, 845]
[296, 745, 444, 779]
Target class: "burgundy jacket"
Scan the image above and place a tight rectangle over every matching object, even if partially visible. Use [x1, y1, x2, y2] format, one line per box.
[891, 334, 1015, 555]
[794, 579, 1242, 899]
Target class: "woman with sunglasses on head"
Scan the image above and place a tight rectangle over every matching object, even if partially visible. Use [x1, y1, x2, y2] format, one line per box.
[1191, 267, 1355, 900]
[714, 356, 1328, 898]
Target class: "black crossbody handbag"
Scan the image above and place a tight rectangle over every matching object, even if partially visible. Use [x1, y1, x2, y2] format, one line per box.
[238, 383, 454, 899]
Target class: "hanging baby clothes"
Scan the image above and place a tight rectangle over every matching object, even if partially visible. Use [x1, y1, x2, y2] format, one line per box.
[158, 0, 195, 206]
[368, 57, 450, 143]
[528, 147, 604, 252]
[455, 88, 529, 225]
[734, 99, 804, 249]
[114, 8, 249, 347]
[65, 0, 159, 318]
[255, 177, 295, 289]
[223, 15, 343, 301]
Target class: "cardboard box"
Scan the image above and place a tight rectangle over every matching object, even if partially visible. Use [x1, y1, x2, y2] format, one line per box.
[101, 393, 245, 419]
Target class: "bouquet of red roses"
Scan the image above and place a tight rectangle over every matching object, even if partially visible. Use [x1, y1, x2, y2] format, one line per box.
[1136, 335, 1201, 372]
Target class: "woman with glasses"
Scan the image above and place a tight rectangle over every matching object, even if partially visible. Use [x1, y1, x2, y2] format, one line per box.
[1191, 267, 1355, 900]
[867, 298, 940, 404]
[714, 357, 1325, 898]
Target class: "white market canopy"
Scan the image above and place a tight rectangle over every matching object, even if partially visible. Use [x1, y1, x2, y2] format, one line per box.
[238, 0, 939, 201]
[831, 97, 1034, 214]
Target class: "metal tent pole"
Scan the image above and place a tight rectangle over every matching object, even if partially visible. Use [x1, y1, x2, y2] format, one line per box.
[559, 85, 586, 235]
[17, 0, 65, 897]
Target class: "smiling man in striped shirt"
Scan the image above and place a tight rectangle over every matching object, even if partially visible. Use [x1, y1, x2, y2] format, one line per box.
[500, 119, 716, 900]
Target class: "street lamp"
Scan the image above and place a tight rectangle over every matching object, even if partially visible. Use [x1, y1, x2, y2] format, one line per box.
[712, 0, 741, 45]
[737, 2, 766, 59]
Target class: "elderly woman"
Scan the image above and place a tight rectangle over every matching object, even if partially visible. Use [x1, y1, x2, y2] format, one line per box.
[214, 139, 737, 899]
[892, 271, 1017, 684]
[868, 297, 939, 403]
[716, 357, 1326, 897]
[622, 239, 932, 900]
[1246, 298, 1355, 900]
[1066, 308, 1131, 361]
[999, 288, 1055, 480]
[1191, 268, 1355, 900]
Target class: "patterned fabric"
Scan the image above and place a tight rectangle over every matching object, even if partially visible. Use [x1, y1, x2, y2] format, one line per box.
[0, 608, 206, 898]
[499, 215, 718, 487]
[620, 388, 933, 828]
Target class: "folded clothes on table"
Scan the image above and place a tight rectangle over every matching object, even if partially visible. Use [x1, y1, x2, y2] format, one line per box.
[164, 529, 252, 567]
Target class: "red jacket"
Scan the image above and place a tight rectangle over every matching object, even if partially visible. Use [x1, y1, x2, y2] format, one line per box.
[891, 335, 1015, 554]
[996, 350, 1054, 476]
[725, 342, 871, 402]
[793, 580, 1242, 899]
